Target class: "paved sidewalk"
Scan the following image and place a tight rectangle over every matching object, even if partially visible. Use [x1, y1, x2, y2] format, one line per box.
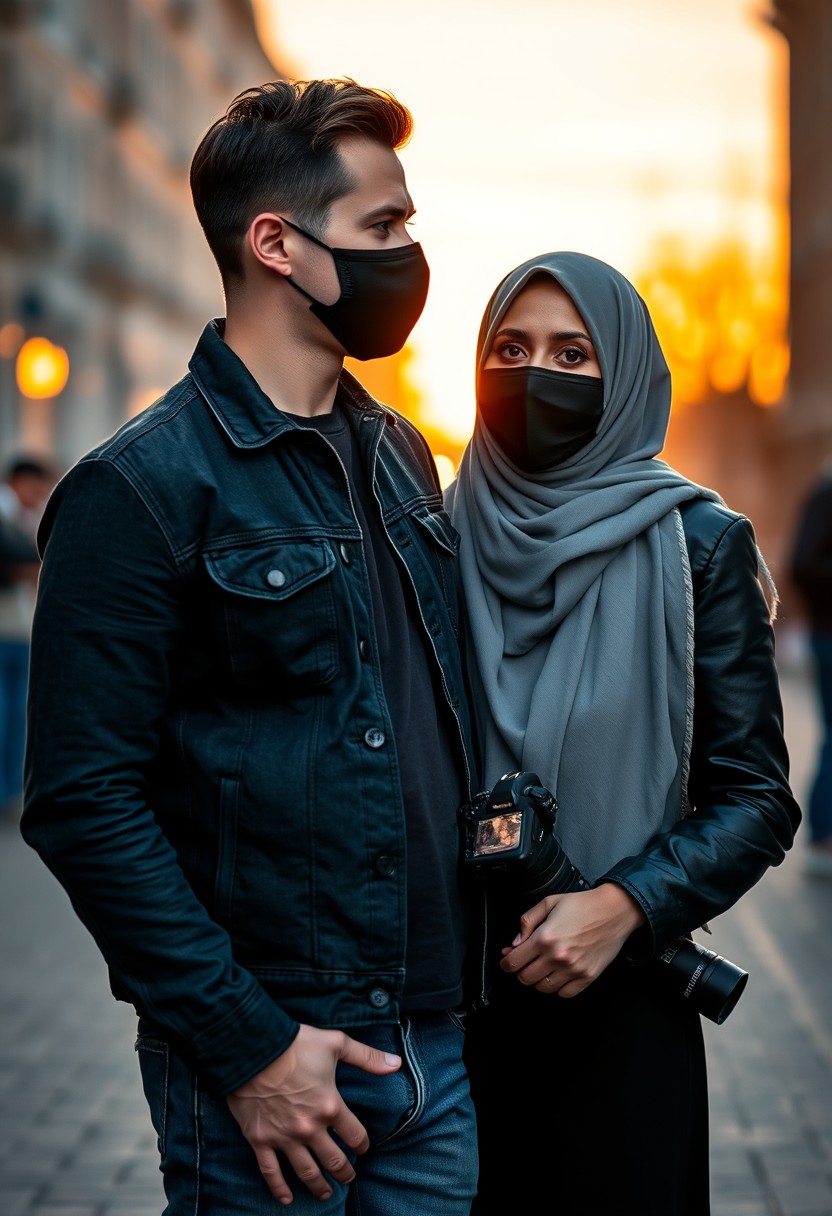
[701, 663, 832, 1216]
[0, 663, 830, 1215]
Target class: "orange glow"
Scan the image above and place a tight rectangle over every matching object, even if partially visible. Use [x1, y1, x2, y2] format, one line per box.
[0, 322, 24, 359]
[638, 236, 789, 410]
[16, 337, 70, 400]
[128, 386, 166, 418]
[433, 454, 456, 489]
[749, 342, 790, 407]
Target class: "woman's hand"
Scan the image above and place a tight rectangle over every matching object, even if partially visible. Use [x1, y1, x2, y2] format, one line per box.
[499, 882, 647, 998]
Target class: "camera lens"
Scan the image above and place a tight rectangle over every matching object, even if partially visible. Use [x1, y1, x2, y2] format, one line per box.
[657, 937, 749, 1024]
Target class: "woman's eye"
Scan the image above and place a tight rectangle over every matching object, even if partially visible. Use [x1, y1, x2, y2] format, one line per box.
[374, 220, 392, 233]
[560, 346, 588, 365]
[498, 342, 527, 360]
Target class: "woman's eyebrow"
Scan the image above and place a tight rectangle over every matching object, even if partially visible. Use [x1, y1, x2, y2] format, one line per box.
[493, 327, 593, 343]
[552, 330, 593, 343]
[493, 327, 528, 341]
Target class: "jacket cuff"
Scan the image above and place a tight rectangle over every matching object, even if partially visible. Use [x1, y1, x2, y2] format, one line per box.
[184, 987, 299, 1094]
[598, 873, 678, 963]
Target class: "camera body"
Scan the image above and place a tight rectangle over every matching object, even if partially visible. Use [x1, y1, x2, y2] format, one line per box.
[460, 770, 748, 1024]
[460, 770, 590, 900]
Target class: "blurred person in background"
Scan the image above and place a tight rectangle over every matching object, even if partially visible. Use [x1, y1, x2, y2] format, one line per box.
[0, 455, 54, 819]
[445, 251, 800, 1215]
[790, 460, 832, 876]
[21, 79, 478, 1216]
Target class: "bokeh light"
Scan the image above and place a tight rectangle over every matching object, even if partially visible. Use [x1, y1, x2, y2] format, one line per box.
[15, 338, 70, 401]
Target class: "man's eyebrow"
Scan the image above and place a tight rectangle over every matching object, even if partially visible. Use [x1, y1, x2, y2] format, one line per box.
[361, 202, 417, 224]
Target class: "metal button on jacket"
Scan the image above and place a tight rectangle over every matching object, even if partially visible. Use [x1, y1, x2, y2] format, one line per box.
[339, 542, 351, 565]
[375, 855, 395, 877]
[266, 569, 286, 588]
[358, 639, 369, 661]
[363, 728, 386, 749]
[368, 987, 390, 1009]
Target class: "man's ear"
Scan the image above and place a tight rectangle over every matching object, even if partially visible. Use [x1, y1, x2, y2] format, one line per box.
[247, 214, 292, 278]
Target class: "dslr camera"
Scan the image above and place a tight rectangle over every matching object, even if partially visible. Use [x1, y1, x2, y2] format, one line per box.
[459, 770, 748, 1025]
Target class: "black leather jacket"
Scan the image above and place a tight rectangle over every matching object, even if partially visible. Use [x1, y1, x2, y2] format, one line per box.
[605, 497, 800, 957]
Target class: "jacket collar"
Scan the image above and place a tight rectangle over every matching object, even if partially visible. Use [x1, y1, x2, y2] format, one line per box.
[189, 319, 393, 448]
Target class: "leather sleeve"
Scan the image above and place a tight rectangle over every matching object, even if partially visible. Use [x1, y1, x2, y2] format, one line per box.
[603, 503, 801, 960]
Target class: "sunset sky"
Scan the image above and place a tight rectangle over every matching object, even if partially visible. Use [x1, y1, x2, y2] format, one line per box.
[251, 0, 788, 449]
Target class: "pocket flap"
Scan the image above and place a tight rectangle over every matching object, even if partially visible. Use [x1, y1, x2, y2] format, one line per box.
[204, 540, 336, 601]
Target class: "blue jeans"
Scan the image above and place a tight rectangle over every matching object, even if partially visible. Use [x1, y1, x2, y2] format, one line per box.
[808, 631, 832, 843]
[135, 1010, 477, 1215]
[0, 638, 29, 809]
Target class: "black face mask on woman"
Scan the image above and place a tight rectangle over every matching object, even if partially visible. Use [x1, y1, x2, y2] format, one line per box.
[279, 217, 430, 361]
[477, 366, 604, 472]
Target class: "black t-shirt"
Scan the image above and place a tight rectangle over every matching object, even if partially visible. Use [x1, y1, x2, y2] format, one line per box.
[290, 403, 467, 1011]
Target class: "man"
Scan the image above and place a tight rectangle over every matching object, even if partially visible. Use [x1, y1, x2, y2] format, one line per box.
[0, 455, 54, 817]
[21, 79, 478, 1215]
[791, 462, 832, 875]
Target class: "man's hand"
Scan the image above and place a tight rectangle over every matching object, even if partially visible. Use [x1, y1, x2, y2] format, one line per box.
[226, 1023, 401, 1205]
[499, 882, 646, 998]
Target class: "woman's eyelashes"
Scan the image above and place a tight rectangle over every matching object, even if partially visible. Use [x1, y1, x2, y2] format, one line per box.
[560, 345, 593, 366]
[495, 341, 529, 361]
[493, 340, 593, 368]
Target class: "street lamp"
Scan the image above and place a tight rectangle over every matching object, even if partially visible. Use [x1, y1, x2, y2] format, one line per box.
[15, 337, 70, 399]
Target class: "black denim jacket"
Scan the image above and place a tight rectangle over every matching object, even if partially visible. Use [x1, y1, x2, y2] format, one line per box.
[21, 322, 476, 1094]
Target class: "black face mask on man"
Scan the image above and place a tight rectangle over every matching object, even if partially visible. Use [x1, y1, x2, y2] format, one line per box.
[477, 366, 604, 472]
[279, 217, 430, 361]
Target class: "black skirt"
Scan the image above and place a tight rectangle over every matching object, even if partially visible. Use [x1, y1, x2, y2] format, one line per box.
[464, 953, 710, 1216]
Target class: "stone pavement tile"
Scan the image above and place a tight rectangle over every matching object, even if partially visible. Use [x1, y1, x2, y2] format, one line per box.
[768, 1177, 832, 1216]
[0, 1190, 40, 1216]
[712, 1196, 771, 1215]
[766, 1166, 832, 1213]
[26, 1208, 99, 1216]
[710, 1167, 766, 1199]
[711, 1205, 770, 1216]
[101, 1208, 160, 1216]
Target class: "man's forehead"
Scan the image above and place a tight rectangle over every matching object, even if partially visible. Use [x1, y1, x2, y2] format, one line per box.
[323, 137, 416, 233]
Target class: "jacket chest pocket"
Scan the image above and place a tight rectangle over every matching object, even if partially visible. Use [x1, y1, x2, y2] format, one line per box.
[203, 539, 340, 687]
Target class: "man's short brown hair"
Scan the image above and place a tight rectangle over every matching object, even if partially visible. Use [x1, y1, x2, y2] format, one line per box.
[190, 78, 413, 284]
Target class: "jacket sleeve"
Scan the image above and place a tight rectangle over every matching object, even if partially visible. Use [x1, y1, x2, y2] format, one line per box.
[21, 457, 297, 1093]
[603, 510, 801, 959]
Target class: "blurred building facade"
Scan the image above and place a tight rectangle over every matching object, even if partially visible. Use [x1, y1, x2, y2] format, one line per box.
[640, 2, 832, 622]
[769, 0, 832, 619]
[0, 0, 279, 469]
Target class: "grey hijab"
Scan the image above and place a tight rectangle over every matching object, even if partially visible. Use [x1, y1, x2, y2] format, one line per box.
[445, 251, 723, 882]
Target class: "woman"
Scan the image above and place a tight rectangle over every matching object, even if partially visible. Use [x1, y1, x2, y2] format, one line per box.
[445, 252, 800, 1215]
